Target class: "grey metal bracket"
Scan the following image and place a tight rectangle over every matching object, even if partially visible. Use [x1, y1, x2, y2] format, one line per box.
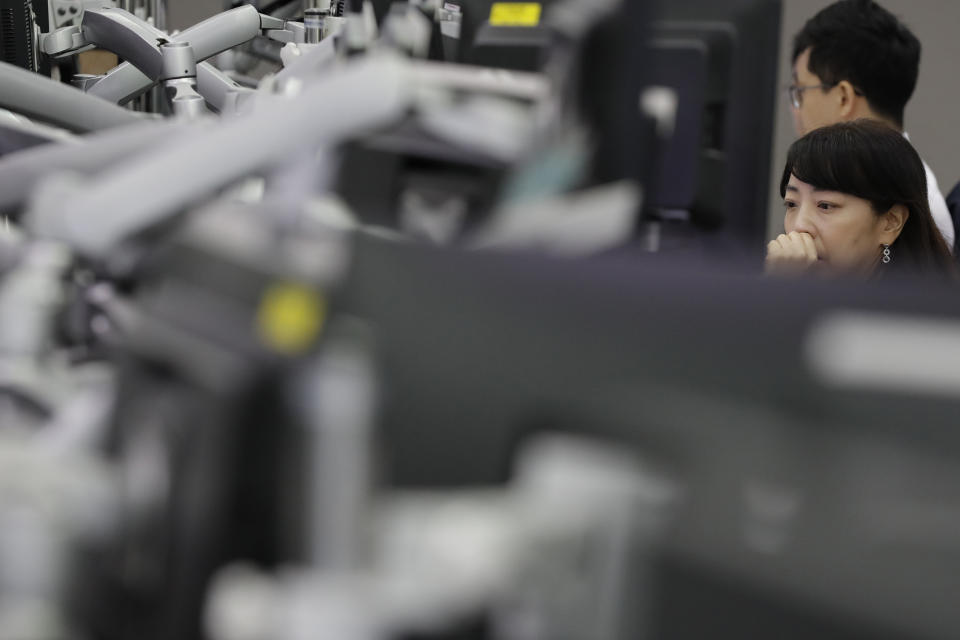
[42, 6, 262, 109]
[40, 25, 94, 58]
[159, 42, 208, 119]
[70, 74, 103, 91]
[0, 119, 195, 215]
[25, 55, 414, 259]
[266, 21, 306, 44]
[259, 14, 288, 32]
[49, 0, 119, 30]
[0, 60, 145, 134]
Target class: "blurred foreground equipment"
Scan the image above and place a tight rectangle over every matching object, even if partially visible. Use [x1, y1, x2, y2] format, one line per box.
[4, 1, 953, 640]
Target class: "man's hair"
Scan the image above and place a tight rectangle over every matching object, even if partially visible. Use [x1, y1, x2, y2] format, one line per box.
[792, 0, 920, 127]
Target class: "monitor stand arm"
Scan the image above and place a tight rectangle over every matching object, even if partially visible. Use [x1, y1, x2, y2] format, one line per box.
[24, 55, 414, 260]
[0, 60, 146, 133]
[40, 6, 290, 110]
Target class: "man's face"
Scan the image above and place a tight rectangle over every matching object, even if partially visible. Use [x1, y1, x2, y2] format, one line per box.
[791, 47, 842, 136]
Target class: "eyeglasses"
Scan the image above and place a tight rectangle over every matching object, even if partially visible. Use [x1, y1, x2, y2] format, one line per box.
[787, 83, 836, 109]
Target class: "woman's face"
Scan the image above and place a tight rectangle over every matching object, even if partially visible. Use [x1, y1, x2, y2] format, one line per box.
[782, 175, 889, 275]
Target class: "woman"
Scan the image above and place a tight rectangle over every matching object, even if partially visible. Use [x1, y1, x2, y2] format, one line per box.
[767, 119, 955, 278]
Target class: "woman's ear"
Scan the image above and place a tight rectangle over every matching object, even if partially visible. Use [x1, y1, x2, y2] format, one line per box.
[880, 204, 909, 243]
[837, 80, 857, 119]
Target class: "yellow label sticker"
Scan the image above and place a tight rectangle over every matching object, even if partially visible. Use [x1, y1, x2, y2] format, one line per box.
[489, 2, 542, 27]
[257, 283, 326, 355]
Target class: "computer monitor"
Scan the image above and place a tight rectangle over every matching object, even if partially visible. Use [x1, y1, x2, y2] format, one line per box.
[0, 0, 38, 71]
[452, 0, 555, 71]
[641, 0, 782, 247]
[447, 0, 783, 249]
[81, 212, 960, 640]
[333, 232, 960, 639]
[643, 24, 734, 229]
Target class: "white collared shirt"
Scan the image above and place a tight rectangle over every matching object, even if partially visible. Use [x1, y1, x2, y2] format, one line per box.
[904, 132, 954, 250]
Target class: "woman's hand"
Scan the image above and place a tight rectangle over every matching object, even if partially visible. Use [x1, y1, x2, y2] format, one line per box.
[765, 231, 819, 276]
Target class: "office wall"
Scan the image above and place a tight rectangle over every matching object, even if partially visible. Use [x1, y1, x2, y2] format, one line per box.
[767, 0, 960, 238]
[166, 0, 223, 31]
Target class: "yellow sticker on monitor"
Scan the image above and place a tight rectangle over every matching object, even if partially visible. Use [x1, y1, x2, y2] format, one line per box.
[257, 283, 326, 355]
[489, 2, 542, 27]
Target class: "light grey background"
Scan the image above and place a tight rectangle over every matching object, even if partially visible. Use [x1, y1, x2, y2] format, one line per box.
[166, 0, 224, 31]
[767, 0, 960, 238]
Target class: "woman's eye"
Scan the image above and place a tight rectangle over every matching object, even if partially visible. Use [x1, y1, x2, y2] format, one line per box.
[818, 202, 836, 211]
[784, 200, 797, 209]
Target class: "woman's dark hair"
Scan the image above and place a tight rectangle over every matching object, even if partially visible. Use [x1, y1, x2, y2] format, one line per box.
[779, 119, 955, 277]
[793, 0, 919, 127]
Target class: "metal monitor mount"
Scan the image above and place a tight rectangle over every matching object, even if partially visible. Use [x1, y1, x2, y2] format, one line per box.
[39, 6, 303, 110]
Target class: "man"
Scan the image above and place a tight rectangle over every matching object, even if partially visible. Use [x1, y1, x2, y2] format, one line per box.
[789, 0, 954, 249]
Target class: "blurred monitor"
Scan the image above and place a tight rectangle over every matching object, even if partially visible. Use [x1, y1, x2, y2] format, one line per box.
[642, 0, 782, 247]
[454, 0, 556, 71]
[441, 0, 784, 248]
[643, 24, 734, 228]
[334, 233, 960, 640]
[100, 211, 960, 640]
[0, 0, 38, 70]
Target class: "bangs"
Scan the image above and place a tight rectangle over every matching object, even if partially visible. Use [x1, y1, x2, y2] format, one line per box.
[779, 121, 927, 214]
[780, 127, 882, 202]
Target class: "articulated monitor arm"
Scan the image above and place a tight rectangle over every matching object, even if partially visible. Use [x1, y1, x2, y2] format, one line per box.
[0, 119, 200, 216]
[0, 60, 146, 133]
[0, 109, 77, 156]
[40, 6, 288, 109]
[45, 9, 167, 77]
[24, 55, 413, 260]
